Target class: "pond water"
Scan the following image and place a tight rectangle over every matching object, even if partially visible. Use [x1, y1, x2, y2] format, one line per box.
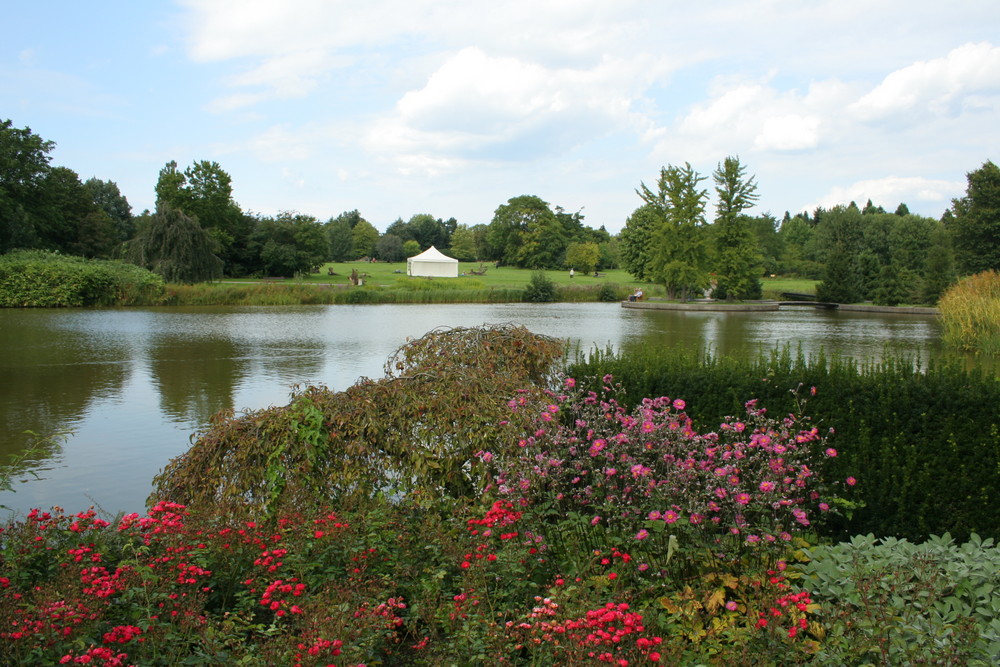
[0, 303, 947, 516]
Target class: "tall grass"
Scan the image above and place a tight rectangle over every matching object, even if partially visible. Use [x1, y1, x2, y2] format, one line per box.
[938, 270, 1000, 354]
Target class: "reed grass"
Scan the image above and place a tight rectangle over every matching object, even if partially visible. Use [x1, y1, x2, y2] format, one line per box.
[938, 270, 1000, 355]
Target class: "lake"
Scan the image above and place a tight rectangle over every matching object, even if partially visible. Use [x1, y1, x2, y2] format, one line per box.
[0, 303, 946, 516]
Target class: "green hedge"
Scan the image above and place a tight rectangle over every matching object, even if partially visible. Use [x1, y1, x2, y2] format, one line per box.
[0, 250, 164, 307]
[568, 346, 1000, 541]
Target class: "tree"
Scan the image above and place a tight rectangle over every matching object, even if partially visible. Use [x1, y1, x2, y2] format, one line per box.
[448, 224, 479, 261]
[38, 167, 115, 258]
[951, 160, 1000, 274]
[712, 156, 761, 300]
[814, 205, 865, 303]
[487, 195, 562, 267]
[564, 242, 600, 275]
[408, 213, 451, 250]
[84, 177, 133, 244]
[351, 219, 379, 259]
[921, 225, 957, 304]
[636, 163, 710, 299]
[125, 205, 223, 283]
[326, 211, 368, 262]
[154, 160, 247, 276]
[403, 239, 421, 257]
[0, 119, 55, 252]
[250, 212, 329, 277]
[619, 204, 659, 281]
[325, 217, 354, 262]
[374, 234, 405, 262]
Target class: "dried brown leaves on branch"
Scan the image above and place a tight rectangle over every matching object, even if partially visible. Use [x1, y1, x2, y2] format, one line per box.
[150, 324, 565, 518]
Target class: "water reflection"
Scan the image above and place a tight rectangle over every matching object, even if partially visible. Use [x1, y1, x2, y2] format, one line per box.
[0, 304, 958, 516]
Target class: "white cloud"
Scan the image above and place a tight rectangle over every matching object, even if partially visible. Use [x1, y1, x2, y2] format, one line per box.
[851, 42, 1000, 120]
[754, 114, 821, 151]
[365, 47, 648, 171]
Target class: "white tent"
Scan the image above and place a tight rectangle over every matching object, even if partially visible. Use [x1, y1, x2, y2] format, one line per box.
[407, 246, 459, 277]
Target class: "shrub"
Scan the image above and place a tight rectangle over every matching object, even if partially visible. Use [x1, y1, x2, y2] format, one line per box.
[938, 269, 1000, 354]
[0, 250, 164, 307]
[523, 270, 557, 302]
[569, 346, 1000, 541]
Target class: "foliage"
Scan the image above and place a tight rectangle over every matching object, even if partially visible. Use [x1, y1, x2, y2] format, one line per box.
[938, 270, 1000, 354]
[523, 270, 557, 302]
[637, 163, 710, 300]
[7, 327, 1000, 664]
[568, 345, 1000, 542]
[0, 250, 164, 307]
[250, 212, 329, 277]
[125, 205, 223, 284]
[150, 325, 565, 518]
[154, 160, 248, 275]
[951, 160, 1000, 275]
[565, 241, 601, 275]
[802, 533, 1000, 665]
[350, 219, 380, 259]
[712, 157, 762, 300]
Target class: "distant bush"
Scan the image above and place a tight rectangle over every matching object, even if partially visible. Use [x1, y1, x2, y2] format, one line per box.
[523, 270, 556, 302]
[0, 250, 164, 307]
[938, 270, 1000, 354]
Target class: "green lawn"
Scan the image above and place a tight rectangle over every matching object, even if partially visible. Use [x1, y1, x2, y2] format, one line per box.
[232, 261, 817, 296]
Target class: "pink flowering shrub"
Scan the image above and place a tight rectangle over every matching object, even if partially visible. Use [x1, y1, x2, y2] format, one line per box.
[488, 376, 845, 580]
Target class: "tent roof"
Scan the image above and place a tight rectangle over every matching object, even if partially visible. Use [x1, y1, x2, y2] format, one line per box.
[409, 246, 457, 262]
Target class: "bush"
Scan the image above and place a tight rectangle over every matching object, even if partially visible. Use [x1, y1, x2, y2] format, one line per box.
[522, 270, 556, 302]
[938, 270, 1000, 354]
[568, 345, 1000, 541]
[0, 250, 164, 307]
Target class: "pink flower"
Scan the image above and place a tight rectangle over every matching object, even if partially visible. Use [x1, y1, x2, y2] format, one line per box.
[672, 398, 686, 410]
[663, 510, 679, 524]
[725, 600, 738, 611]
[825, 448, 837, 457]
[564, 377, 576, 389]
[591, 516, 601, 525]
[735, 493, 751, 505]
[846, 476, 857, 486]
[759, 481, 776, 493]
[635, 529, 649, 541]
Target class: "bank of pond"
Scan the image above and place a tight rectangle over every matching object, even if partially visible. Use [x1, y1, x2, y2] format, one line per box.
[3, 326, 999, 665]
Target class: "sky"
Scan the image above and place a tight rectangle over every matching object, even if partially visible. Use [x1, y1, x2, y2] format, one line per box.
[3, 1, 999, 234]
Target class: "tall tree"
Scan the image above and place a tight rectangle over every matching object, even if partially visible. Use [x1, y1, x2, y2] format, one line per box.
[126, 205, 223, 283]
[814, 205, 865, 303]
[619, 204, 659, 281]
[154, 160, 247, 275]
[38, 166, 115, 258]
[448, 224, 479, 261]
[487, 195, 558, 267]
[350, 219, 379, 259]
[250, 212, 329, 277]
[712, 156, 761, 300]
[374, 234, 405, 262]
[84, 177, 134, 244]
[0, 119, 55, 252]
[635, 163, 710, 299]
[951, 160, 1000, 274]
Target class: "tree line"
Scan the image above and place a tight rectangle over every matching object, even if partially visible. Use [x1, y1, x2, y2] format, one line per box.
[2, 117, 997, 298]
[620, 156, 999, 305]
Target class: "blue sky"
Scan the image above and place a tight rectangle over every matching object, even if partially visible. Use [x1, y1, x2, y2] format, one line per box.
[4, 1, 999, 233]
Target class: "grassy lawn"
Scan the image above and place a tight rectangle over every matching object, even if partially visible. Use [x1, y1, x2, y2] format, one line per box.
[229, 261, 818, 296]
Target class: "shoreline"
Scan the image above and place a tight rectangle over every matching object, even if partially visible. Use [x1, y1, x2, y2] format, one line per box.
[622, 299, 939, 315]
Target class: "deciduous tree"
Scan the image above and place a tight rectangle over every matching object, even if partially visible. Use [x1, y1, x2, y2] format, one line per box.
[951, 160, 1000, 274]
[712, 156, 761, 300]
